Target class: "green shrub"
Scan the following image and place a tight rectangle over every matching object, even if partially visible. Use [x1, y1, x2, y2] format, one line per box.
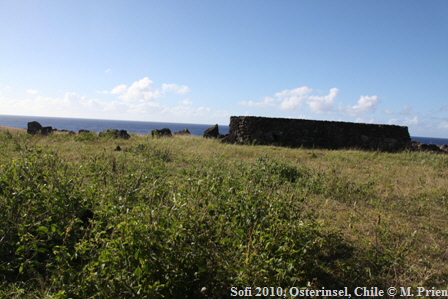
[1, 133, 448, 297]
[74, 131, 98, 142]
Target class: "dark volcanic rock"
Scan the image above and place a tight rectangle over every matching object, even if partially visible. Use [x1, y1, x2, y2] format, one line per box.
[220, 134, 235, 143]
[27, 121, 42, 135]
[114, 145, 122, 151]
[173, 128, 191, 135]
[118, 130, 130, 139]
[411, 141, 447, 153]
[151, 128, 172, 138]
[41, 126, 53, 135]
[411, 141, 421, 149]
[99, 129, 130, 139]
[427, 144, 441, 152]
[78, 129, 91, 134]
[27, 121, 52, 135]
[203, 124, 219, 139]
[418, 143, 429, 151]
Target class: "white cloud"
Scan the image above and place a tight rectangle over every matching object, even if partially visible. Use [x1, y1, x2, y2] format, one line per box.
[238, 86, 340, 113]
[0, 79, 231, 124]
[400, 105, 413, 115]
[239, 86, 312, 110]
[197, 107, 211, 113]
[403, 116, 420, 126]
[306, 88, 339, 114]
[279, 96, 303, 110]
[110, 84, 127, 95]
[383, 109, 393, 114]
[355, 117, 374, 124]
[388, 117, 420, 126]
[0, 84, 12, 92]
[239, 87, 380, 117]
[388, 118, 399, 125]
[110, 78, 190, 103]
[180, 99, 193, 105]
[274, 86, 312, 98]
[438, 122, 448, 129]
[343, 95, 379, 116]
[27, 89, 39, 95]
[162, 83, 190, 94]
[239, 97, 276, 108]
[277, 86, 312, 110]
[114, 77, 159, 103]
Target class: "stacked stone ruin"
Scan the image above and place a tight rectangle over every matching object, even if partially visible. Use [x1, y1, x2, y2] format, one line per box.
[224, 116, 412, 152]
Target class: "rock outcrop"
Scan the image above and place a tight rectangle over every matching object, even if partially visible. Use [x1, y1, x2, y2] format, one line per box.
[173, 128, 191, 135]
[411, 141, 448, 153]
[27, 121, 43, 135]
[151, 128, 172, 138]
[41, 126, 53, 135]
[203, 124, 219, 139]
[78, 129, 92, 134]
[98, 129, 130, 139]
[27, 121, 53, 135]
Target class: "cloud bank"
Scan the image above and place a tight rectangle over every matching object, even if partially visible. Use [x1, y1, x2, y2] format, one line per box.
[240, 86, 379, 116]
[0, 78, 228, 124]
[109, 77, 190, 103]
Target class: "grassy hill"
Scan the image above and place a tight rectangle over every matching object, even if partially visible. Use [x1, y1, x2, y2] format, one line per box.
[1, 129, 447, 298]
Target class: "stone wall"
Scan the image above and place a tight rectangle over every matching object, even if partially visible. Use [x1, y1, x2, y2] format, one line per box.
[227, 116, 411, 151]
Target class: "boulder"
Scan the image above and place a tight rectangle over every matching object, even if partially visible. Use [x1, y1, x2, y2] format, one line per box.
[203, 124, 219, 138]
[427, 144, 441, 152]
[220, 134, 235, 143]
[78, 129, 91, 134]
[99, 129, 130, 139]
[114, 145, 122, 151]
[151, 128, 172, 138]
[411, 141, 421, 149]
[41, 126, 53, 135]
[417, 143, 429, 151]
[27, 121, 42, 135]
[173, 128, 191, 135]
[411, 142, 446, 153]
[118, 130, 130, 139]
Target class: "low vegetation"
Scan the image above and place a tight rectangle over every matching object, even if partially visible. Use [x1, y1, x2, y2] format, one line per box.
[0, 129, 447, 298]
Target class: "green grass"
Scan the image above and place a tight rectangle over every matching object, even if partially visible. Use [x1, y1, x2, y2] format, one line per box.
[1, 130, 448, 298]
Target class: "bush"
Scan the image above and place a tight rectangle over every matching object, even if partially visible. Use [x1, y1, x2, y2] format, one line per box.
[1, 132, 447, 297]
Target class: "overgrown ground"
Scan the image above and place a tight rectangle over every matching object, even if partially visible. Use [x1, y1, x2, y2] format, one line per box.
[0, 129, 447, 298]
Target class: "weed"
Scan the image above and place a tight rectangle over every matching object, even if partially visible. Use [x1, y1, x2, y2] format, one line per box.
[1, 131, 448, 297]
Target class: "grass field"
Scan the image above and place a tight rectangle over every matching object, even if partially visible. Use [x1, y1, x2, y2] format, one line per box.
[1, 128, 447, 298]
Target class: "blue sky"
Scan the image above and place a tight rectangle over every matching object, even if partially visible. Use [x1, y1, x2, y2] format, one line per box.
[1, 0, 447, 137]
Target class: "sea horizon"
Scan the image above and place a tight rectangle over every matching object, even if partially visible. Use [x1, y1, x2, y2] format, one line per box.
[0, 114, 230, 136]
[1, 114, 447, 146]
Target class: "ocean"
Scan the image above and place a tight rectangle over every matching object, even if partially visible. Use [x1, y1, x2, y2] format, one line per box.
[0, 114, 229, 136]
[410, 136, 448, 146]
[1, 114, 447, 146]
